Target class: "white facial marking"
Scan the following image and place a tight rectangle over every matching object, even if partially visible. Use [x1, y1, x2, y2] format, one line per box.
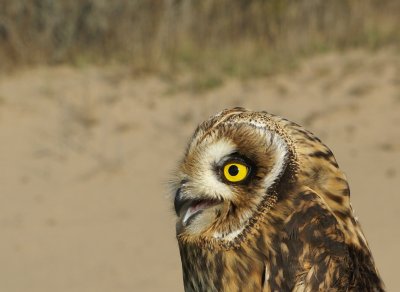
[263, 133, 288, 190]
[213, 226, 245, 240]
[190, 139, 235, 200]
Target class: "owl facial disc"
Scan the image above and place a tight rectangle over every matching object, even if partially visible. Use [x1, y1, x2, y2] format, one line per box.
[173, 108, 291, 241]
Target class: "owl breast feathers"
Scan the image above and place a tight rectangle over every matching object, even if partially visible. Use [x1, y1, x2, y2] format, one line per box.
[172, 108, 385, 291]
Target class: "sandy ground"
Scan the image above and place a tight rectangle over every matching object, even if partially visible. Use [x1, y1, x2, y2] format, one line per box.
[0, 49, 399, 291]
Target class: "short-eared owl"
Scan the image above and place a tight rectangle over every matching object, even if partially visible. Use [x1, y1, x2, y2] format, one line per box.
[172, 108, 384, 291]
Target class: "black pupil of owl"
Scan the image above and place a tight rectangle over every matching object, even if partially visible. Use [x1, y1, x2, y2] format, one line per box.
[228, 165, 239, 176]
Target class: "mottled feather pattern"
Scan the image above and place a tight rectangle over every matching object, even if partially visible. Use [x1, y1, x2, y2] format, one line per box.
[172, 108, 385, 291]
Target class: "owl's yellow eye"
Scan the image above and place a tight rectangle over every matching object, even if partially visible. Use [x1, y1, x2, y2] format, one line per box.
[223, 162, 249, 183]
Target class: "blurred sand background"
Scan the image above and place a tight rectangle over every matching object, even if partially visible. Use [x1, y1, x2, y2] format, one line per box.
[1, 1, 400, 291]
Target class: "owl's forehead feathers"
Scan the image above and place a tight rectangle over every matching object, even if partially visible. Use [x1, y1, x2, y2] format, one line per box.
[186, 108, 287, 151]
[185, 108, 287, 162]
[201, 138, 235, 164]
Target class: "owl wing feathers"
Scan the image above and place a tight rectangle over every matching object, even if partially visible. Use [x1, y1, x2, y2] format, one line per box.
[278, 189, 351, 291]
[270, 188, 384, 291]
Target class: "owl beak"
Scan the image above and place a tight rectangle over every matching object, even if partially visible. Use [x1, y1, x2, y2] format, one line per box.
[174, 188, 222, 225]
[174, 188, 188, 217]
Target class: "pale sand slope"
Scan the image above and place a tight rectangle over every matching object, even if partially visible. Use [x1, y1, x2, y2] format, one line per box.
[0, 49, 399, 292]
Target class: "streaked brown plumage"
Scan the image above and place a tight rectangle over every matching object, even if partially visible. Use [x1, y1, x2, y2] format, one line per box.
[172, 108, 385, 291]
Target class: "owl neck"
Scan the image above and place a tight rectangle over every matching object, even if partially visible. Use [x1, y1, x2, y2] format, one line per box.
[177, 190, 294, 291]
[178, 214, 274, 291]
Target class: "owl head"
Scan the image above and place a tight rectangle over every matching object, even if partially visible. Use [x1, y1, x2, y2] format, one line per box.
[172, 108, 351, 247]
